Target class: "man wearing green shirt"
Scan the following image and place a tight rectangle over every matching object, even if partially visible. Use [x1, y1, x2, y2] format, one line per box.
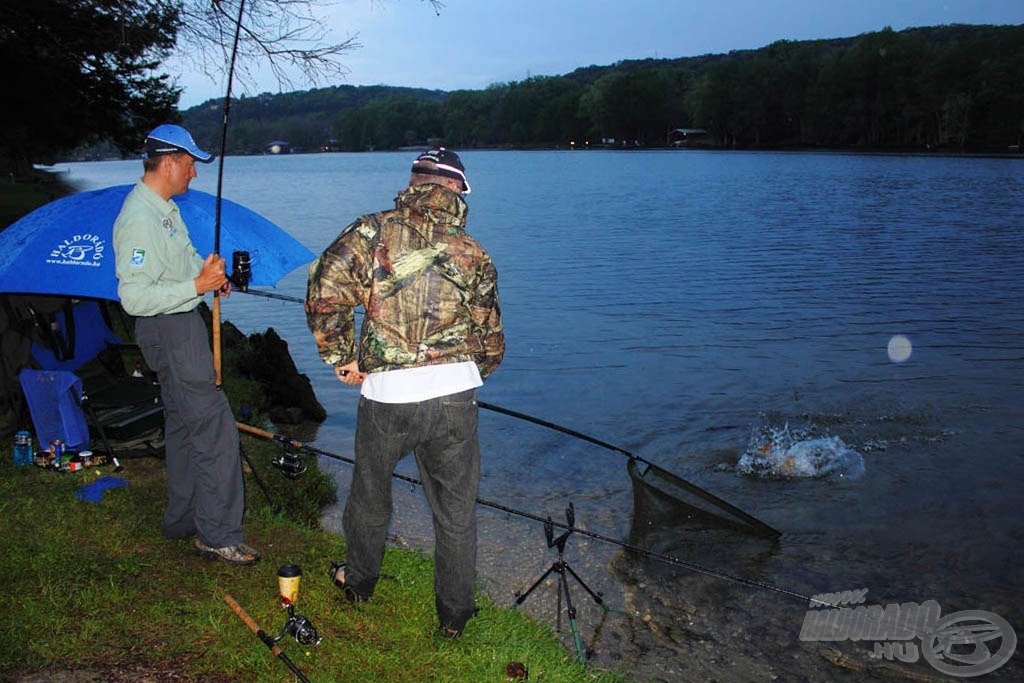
[113, 124, 259, 566]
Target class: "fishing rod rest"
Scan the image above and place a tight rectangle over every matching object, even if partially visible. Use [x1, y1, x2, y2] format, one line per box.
[545, 502, 576, 552]
[515, 501, 604, 662]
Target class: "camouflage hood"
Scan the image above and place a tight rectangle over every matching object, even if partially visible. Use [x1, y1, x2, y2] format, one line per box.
[306, 182, 504, 378]
[394, 182, 469, 238]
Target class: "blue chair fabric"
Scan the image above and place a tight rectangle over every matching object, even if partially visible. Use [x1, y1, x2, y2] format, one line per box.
[18, 369, 90, 451]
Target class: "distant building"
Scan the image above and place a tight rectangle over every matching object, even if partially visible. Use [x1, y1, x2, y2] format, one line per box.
[265, 140, 291, 154]
[668, 128, 709, 147]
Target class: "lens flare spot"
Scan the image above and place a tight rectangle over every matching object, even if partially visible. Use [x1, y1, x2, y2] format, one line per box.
[887, 334, 913, 363]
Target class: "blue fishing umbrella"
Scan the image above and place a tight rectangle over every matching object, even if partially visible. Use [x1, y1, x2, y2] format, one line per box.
[0, 184, 314, 300]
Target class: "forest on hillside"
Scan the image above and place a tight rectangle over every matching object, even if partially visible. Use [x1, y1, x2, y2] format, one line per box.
[182, 24, 1023, 154]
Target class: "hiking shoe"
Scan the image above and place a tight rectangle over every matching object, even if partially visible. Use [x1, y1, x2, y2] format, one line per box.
[328, 560, 367, 604]
[193, 538, 261, 566]
[236, 542, 261, 560]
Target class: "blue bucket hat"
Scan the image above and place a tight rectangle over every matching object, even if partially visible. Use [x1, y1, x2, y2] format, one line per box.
[142, 124, 215, 163]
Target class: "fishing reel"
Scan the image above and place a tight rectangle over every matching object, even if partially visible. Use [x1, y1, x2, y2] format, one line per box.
[277, 604, 322, 646]
[230, 250, 252, 292]
[271, 442, 307, 479]
[275, 564, 321, 647]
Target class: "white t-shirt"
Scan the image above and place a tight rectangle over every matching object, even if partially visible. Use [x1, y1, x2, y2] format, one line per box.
[361, 361, 482, 404]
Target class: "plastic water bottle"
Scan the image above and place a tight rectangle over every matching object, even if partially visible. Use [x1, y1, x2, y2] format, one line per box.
[13, 430, 33, 466]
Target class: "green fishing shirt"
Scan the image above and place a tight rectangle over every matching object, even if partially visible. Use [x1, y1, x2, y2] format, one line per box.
[305, 183, 504, 378]
[113, 181, 204, 317]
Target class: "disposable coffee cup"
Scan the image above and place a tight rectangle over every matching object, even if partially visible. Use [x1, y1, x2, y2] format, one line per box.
[277, 564, 302, 605]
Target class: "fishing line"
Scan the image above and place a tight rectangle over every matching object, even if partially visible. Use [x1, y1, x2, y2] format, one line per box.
[237, 423, 819, 606]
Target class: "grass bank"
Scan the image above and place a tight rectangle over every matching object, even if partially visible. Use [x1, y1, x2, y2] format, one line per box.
[0, 174, 627, 682]
[0, 440, 624, 682]
[0, 167, 74, 226]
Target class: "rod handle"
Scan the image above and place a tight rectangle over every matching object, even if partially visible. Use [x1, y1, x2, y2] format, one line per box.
[212, 294, 222, 386]
[237, 422, 302, 449]
[224, 593, 284, 657]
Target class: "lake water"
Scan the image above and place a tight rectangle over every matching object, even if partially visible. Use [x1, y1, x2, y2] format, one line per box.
[59, 150, 1024, 681]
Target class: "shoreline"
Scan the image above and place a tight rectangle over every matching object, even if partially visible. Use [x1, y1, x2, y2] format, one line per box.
[50, 143, 1024, 166]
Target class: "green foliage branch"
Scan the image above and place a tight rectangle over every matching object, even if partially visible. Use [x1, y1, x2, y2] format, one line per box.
[0, 0, 181, 170]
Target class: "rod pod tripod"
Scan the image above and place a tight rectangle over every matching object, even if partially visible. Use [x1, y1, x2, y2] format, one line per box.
[513, 502, 605, 662]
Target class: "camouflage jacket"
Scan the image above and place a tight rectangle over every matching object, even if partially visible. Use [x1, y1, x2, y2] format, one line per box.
[305, 183, 504, 378]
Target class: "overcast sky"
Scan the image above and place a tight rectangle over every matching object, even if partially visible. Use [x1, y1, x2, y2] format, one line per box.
[172, 0, 1024, 108]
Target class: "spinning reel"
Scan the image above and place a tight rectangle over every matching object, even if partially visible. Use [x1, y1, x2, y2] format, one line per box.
[271, 441, 307, 479]
[230, 250, 252, 292]
[277, 605, 321, 646]
[275, 565, 322, 647]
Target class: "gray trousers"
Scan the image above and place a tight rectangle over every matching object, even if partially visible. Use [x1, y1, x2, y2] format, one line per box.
[135, 309, 244, 548]
[343, 389, 480, 631]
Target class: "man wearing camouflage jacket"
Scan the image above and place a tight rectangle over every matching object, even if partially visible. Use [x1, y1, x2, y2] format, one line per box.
[305, 149, 503, 638]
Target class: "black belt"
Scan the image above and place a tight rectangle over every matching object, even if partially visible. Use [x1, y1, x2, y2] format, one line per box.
[147, 309, 196, 319]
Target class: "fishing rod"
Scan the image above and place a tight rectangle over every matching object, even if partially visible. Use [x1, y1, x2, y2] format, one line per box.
[224, 593, 312, 683]
[240, 288, 304, 304]
[236, 423, 816, 606]
[211, 0, 247, 386]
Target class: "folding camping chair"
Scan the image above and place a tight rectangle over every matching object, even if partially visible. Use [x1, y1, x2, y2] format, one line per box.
[18, 369, 91, 453]
[23, 299, 165, 459]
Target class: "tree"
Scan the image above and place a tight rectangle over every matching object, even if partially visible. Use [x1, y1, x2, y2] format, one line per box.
[170, 0, 443, 97]
[0, 0, 180, 171]
[690, 59, 754, 148]
[443, 87, 505, 148]
[581, 70, 677, 145]
[0, 1, 445, 168]
[968, 26, 1024, 149]
[495, 77, 585, 146]
[334, 95, 442, 150]
[171, 0, 354, 95]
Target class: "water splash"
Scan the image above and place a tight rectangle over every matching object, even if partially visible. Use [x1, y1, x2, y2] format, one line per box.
[736, 423, 865, 480]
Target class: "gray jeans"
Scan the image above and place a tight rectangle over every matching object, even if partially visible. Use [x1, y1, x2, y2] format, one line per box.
[135, 310, 244, 548]
[343, 388, 480, 631]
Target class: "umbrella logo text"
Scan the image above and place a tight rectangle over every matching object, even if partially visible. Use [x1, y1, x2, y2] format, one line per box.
[47, 234, 106, 268]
